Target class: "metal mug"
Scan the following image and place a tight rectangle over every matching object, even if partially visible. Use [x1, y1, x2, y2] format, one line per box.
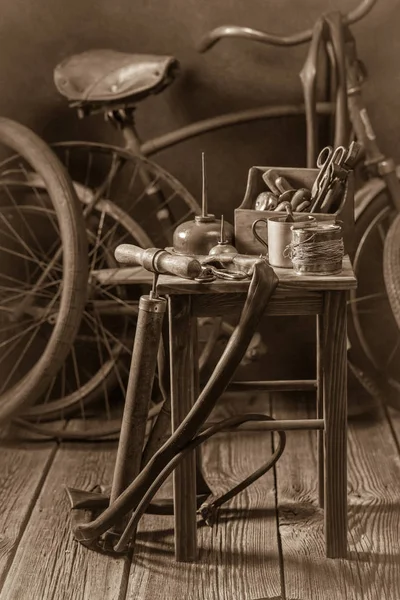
[252, 215, 316, 268]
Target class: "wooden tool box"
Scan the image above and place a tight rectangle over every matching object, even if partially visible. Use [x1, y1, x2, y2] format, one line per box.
[234, 166, 355, 256]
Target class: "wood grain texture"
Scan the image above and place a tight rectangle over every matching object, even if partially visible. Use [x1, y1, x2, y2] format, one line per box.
[0, 430, 59, 592]
[1, 396, 400, 598]
[157, 255, 356, 295]
[0, 421, 128, 600]
[322, 291, 348, 558]
[92, 267, 152, 286]
[127, 395, 282, 599]
[316, 314, 324, 509]
[274, 396, 400, 600]
[169, 295, 198, 562]
[191, 290, 323, 317]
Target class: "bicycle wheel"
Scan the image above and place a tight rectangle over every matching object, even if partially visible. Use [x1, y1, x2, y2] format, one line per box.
[0, 118, 87, 423]
[347, 187, 400, 398]
[16, 146, 219, 438]
[20, 198, 153, 430]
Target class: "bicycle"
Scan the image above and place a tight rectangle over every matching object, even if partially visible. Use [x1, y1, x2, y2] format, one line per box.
[7, 0, 400, 436]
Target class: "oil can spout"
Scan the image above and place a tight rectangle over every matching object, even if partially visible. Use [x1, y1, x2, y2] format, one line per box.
[172, 152, 234, 255]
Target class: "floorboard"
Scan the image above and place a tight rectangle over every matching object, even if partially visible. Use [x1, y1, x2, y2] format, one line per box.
[273, 395, 400, 600]
[0, 428, 59, 592]
[0, 421, 129, 600]
[127, 394, 283, 600]
[0, 395, 400, 599]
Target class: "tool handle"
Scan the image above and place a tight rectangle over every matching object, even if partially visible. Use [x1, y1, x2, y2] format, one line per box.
[320, 179, 345, 213]
[115, 244, 202, 279]
[275, 176, 294, 194]
[155, 251, 203, 279]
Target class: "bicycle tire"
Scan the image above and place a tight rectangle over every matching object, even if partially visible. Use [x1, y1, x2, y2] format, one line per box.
[348, 186, 400, 399]
[383, 212, 400, 340]
[0, 118, 88, 423]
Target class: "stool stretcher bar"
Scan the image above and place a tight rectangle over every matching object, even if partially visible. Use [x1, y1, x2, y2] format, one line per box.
[227, 379, 317, 392]
[207, 418, 324, 431]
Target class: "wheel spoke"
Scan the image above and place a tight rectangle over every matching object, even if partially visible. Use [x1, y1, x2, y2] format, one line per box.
[93, 306, 127, 399]
[15, 162, 61, 237]
[40, 374, 58, 410]
[87, 216, 124, 261]
[83, 310, 132, 355]
[0, 318, 34, 335]
[0, 314, 49, 350]
[385, 337, 400, 369]
[1, 185, 55, 260]
[0, 285, 57, 305]
[71, 345, 85, 420]
[0, 317, 47, 393]
[89, 210, 106, 274]
[91, 309, 112, 419]
[126, 174, 162, 213]
[92, 285, 138, 316]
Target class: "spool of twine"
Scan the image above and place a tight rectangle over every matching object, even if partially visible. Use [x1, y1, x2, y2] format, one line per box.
[287, 223, 344, 275]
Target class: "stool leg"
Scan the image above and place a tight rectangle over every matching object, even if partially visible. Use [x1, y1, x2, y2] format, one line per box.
[169, 295, 198, 562]
[322, 291, 348, 558]
[316, 314, 324, 509]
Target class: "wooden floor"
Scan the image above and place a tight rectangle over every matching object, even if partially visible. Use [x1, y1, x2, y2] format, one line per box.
[0, 393, 399, 600]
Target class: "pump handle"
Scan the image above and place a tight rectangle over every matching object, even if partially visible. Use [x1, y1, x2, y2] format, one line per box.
[115, 244, 202, 280]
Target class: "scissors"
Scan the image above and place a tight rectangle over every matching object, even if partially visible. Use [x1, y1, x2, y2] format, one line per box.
[310, 145, 347, 212]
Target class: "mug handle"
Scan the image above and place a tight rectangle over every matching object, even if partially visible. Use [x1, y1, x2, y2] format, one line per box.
[251, 218, 269, 254]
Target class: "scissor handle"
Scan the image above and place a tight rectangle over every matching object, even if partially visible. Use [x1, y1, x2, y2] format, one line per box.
[316, 146, 333, 169]
[331, 145, 347, 166]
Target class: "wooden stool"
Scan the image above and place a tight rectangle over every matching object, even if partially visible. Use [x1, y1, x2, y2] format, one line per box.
[157, 255, 357, 562]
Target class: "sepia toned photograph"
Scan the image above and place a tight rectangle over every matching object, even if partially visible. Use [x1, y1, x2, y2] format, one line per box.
[0, 0, 398, 598]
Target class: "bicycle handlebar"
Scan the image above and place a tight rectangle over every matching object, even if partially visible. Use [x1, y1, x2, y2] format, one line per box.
[197, 0, 377, 52]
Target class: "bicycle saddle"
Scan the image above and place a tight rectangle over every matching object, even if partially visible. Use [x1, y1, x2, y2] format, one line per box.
[54, 49, 179, 106]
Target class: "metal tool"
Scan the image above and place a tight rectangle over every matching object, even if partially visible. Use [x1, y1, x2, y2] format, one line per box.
[255, 191, 279, 211]
[310, 145, 348, 212]
[208, 215, 238, 255]
[108, 288, 167, 539]
[291, 188, 312, 211]
[273, 200, 294, 222]
[172, 152, 234, 255]
[310, 141, 361, 213]
[275, 175, 294, 195]
[262, 168, 283, 196]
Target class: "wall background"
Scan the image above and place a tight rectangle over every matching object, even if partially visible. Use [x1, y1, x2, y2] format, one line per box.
[1, 0, 399, 377]
[1, 0, 399, 218]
